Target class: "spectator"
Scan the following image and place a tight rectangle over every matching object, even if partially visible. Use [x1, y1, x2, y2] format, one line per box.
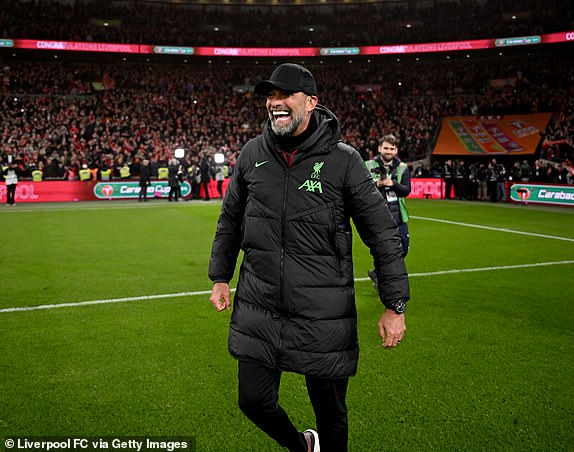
[442, 159, 454, 199]
[138, 158, 152, 202]
[199, 155, 211, 201]
[167, 158, 180, 202]
[3, 161, 19, 206]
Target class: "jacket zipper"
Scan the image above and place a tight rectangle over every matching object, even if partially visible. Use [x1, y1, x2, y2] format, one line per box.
[279, 148, 297, 312]
[276, 158, 290, 366]
[275, 149, 297, 365]
[280, 167, 289, 312]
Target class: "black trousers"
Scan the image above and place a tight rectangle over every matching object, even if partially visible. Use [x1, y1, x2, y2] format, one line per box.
[168, 185, 179, 201]
[238, 360, 349, 452]
[139, 183, 148, 200]
[201, 181, 210, 200]
[6, 184, 16, 205]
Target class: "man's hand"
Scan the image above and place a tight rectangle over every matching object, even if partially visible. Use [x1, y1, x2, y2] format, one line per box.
[378, 308, 406, 348]
[378, 177, 394, 188]
[210, 282, 231, 312]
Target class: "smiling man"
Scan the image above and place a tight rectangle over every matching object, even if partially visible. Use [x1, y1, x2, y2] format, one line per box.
[262, 66, 316, 137]
[208, 63, 410, 452]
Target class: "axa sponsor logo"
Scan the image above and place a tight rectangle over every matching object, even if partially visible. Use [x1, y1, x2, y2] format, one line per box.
[298, 161, 324, 194]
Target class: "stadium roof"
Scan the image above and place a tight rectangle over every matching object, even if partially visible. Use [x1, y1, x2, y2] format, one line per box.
[141, 0, 404, 5]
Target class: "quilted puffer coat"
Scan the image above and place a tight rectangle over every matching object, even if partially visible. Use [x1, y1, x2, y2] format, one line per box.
[209, 105, 410, 378]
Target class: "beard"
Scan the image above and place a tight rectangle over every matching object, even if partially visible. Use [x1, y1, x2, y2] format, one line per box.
[269, 106, 306, 137]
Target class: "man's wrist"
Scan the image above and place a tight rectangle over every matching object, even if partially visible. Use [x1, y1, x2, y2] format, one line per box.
[384, 299, 407, 314]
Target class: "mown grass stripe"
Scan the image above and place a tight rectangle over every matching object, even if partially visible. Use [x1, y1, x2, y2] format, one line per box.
[2, 260, 572, 314]
[412, 215, 574, 242]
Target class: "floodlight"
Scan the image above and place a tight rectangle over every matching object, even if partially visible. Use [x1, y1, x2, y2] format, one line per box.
[174, 148, 185, 159]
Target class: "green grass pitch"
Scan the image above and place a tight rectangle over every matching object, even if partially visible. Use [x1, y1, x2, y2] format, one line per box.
[1, 199, 573, 451]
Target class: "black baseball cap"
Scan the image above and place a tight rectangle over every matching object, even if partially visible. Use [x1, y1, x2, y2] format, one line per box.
[254, 63, 318, 96]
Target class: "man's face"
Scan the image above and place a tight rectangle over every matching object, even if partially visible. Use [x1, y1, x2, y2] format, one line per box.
[266, 89, 317, 137]
[378, 140, 397, 164]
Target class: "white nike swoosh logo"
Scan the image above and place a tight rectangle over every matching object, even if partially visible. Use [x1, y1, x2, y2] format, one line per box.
[255, 161, 269, 168]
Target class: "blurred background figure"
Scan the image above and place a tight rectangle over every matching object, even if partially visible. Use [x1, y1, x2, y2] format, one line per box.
[168, 158, 180, 202]
[213, 164, 225, 199]
[199, 155, 211, 201]
[3, 161, 19, 206]
[139, 158, 152, 202]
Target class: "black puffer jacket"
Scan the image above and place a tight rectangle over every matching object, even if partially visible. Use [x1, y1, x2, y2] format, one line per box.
[209, 105, 409, 378]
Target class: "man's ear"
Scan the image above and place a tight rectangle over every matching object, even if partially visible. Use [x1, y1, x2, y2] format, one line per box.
[308, 95, 319, 112]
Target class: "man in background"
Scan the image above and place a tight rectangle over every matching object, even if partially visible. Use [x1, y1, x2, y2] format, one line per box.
[3, 161, 19, 206]
[442, 159, 454, 199]
[138, 158, 152, 202]
[366, 134, 411, 289]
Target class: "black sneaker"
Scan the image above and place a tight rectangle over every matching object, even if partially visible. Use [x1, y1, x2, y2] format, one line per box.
[303, 429, 320, 452]
[368, 269, 379, 291]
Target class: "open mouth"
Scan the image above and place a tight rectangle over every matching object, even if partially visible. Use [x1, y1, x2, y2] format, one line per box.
[271, 110, 291, 123]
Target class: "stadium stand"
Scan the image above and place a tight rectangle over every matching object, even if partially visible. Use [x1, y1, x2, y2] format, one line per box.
[1, 0, 573, 200]
[2, 0, 572, 47]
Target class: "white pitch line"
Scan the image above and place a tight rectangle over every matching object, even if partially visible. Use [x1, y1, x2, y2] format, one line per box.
[355, 259, 574, 280]
[2, 260, 573, 314]
[411, 215, 574, 243]
[0, 290, 219, 313]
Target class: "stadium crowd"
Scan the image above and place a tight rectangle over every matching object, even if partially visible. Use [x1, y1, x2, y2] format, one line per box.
[1, 51, 573, 194]
[1, 0, 573, 202]
[2, 0, 572, 47]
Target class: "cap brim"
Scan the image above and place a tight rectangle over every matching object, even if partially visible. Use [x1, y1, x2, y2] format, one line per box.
[254, 80, 297, 96]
